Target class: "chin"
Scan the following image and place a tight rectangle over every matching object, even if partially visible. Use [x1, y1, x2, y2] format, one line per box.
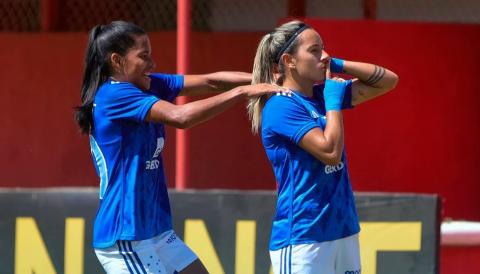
[141, 80, 151, 91]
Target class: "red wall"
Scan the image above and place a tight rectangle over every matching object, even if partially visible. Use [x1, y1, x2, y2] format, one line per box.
[1, 20, 479, 222]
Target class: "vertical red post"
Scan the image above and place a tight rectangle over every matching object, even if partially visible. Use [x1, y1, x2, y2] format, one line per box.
[175, 0, 191, 190]
[287, 0, 306, 18]
[41, 0, 60, 31]
[363, 0, 377, 19]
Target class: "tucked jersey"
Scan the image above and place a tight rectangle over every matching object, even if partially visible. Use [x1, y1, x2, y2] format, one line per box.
[262, 81, 360, 250]
[90, 73, 183, 248]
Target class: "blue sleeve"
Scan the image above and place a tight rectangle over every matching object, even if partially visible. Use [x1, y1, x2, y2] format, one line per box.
[262, 96, 319, 145]
[103, 83, 159, 122]
[313, 79, 354, 109]
[148, 73, 184, 102]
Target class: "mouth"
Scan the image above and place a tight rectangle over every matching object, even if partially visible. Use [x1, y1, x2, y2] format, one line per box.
[142, 72, 151, 79]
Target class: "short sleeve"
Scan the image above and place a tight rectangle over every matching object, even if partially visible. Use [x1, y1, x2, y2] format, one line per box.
[103, 83, 159, 123]
[148, 73, 184, 102]
[262, 95, 319, 145]
[313, 79, 354, 110]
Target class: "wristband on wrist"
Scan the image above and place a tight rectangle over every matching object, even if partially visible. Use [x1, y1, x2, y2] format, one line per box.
[330, 58, 345, 74]
[324, 79, 346, 112]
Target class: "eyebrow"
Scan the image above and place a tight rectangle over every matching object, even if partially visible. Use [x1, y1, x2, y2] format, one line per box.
[308, 43, 324, 49]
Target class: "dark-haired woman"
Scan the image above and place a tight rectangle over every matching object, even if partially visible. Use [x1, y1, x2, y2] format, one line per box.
[75, 21, 289, 274]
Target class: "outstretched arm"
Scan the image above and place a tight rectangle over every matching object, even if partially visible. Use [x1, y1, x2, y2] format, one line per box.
[179, 72, 252, 96]
[146, 84, 288, 129]
[339, 60, 399, 106]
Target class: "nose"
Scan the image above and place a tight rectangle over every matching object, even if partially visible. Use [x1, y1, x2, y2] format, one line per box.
[321, 49, 331, 63]
[150, 57, 156, 69]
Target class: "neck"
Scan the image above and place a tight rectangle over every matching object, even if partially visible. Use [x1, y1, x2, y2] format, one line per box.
[109, 71, 126, 82]
[282, 74, 315, 97]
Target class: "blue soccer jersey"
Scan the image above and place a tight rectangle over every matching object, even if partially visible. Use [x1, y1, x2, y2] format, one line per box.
[261, 81, 361, 250]
[89, 73, 183, 248]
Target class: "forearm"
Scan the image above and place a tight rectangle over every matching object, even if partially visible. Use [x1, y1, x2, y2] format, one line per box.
[342, 60, 398, 90]
[206, 71, 252, 92]
[323, 111, 344, 162]
[173, 87, 247, 128]
[299, 111, 344, 166]
[179, 72, 252, 96]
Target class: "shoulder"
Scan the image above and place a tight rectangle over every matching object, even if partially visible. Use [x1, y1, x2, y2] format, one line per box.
[150, 73, 184, 84]
[264, 93, 303, 110]
[99, 80, 144, 98]
[99, 80, 141, 93]
[263, 93, 308, 123]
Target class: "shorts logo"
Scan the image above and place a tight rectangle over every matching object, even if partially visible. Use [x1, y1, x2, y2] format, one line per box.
[325, 161, 344, 174]
[345, 270, 361, 274]
[166, 233, 178, 244]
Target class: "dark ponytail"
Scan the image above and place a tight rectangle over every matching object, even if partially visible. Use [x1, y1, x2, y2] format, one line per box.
[74, 21, 146, 134]
[75, 25, 103, 134]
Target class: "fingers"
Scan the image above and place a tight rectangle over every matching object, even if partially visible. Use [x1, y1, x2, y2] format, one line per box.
[325, 60, 332, 79]
[275, 86, 292, 97]
[246, 84, 292, 98]
[331, 75, 346, 83]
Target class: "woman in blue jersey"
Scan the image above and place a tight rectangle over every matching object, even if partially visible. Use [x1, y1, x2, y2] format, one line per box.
[74, 21, 289, 274]
[247, 20, 399, 274]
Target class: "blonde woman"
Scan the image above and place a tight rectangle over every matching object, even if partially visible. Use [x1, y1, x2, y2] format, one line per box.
[248, 20, 399, 274]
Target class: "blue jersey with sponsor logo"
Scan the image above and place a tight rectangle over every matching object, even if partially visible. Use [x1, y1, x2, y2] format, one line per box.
[89, 73, 183, 248]
[261, 81, 360, 250]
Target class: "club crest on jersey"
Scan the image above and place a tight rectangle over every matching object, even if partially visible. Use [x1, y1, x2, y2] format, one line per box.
[325, 161, 344, 174]
[146, 137, 164, 170]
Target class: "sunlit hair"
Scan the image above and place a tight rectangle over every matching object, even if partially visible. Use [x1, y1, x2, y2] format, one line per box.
[247, 20, 308, 134]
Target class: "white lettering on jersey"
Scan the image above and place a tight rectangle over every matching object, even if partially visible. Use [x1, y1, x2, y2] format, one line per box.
[311, 110, 320, 118]
[152, 137, 165, 158]
[146, 160, 160, 170]
[325, 162, 344, 174]
[146, 137, 164, 170]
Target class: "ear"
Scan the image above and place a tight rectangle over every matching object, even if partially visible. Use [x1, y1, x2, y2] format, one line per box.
[281, 54, 296, 69]
[110, 53, 123, 70]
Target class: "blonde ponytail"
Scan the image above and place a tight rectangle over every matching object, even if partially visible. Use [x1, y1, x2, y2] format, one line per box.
[247, 34, 277, 134]
[247, 20, 308, 134]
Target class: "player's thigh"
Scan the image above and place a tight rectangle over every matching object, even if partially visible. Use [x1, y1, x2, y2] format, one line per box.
[95, 240, 167, 274]
[152, 230, 201, 274]
[177, 259, 208, 274]
[334, 234, 361, 274]
[270, 242, 337, 274]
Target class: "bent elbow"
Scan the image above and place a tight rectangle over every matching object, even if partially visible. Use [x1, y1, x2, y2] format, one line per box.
[323, 152, 342, 166]
[175, 117, 193, 129]
[386, 73, 399, 92]
[168, 109, 191, 129]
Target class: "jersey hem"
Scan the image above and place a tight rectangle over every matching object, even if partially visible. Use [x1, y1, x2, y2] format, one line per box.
[269, 229, 361, 251]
